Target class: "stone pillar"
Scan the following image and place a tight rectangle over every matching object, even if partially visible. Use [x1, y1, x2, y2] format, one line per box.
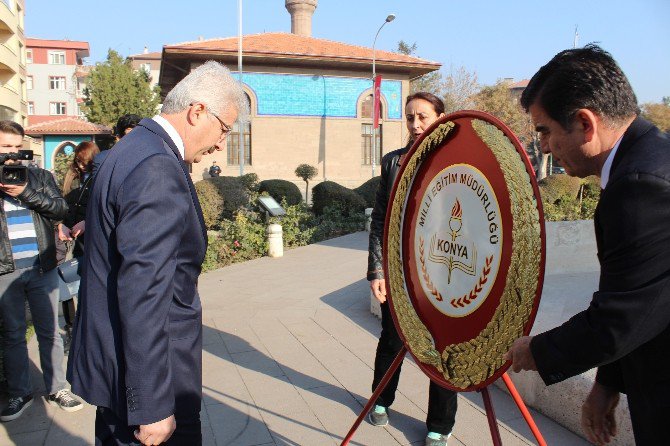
[285, 0, 318, 37]
[267, 223, 284, 258]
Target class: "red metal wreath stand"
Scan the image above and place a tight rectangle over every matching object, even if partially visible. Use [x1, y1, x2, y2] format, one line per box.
[340, 347, 547, 446]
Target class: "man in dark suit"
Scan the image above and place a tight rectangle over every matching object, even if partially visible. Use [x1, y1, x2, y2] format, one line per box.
[67, 61, 248, 445]
[505, 45, 670, 445]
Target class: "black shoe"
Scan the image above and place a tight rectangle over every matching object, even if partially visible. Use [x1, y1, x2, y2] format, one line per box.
[46, 389, 83, 412]
[1, 395, 33, 421]
[368, 406, 389, 426]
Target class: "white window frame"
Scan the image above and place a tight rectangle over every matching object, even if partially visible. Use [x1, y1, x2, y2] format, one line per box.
[49, 102, 66, 115]
[26, 49, 32, 64]
[26, 75, 33, 90]
[27, 102, 34, 115]
[49, 76, 66, 90]
[48, 51, 66, 65]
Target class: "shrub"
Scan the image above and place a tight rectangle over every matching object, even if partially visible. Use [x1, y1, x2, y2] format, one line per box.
[354, 176, 381, 208]
[539, 174, 601, 221]
[311, 204, 366, 241]
[195, 176, 251, 229]
[295, 164, 319, 204]
[538, 174, 582, 204]
[311, 181, 366, 216]
[258, 179, 302, 206]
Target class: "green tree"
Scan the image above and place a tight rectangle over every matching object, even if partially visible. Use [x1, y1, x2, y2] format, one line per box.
[295, 164, 318, 204]
[641, 101, 670, 133]
[83, 49, 160, 126]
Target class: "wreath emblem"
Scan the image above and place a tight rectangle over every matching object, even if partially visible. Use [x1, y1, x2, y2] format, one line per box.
[419, 236, 494, 309]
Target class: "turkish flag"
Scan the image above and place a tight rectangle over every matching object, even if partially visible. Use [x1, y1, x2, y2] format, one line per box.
[373, 75, 382, 129]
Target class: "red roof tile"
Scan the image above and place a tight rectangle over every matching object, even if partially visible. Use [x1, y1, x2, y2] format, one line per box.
[164, 33, 439, 68]
[26, 117, 112, 135]
[26, 38, 89, 51]
[509, 79, 530, 89]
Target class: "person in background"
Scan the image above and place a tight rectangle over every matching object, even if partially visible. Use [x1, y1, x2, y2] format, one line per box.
[0, 120, 83, 422]
[92, 114, 141, 176]
[367, 92, 458, 446]
[208, 160, 221, 177]
[57, 141, 100, 342]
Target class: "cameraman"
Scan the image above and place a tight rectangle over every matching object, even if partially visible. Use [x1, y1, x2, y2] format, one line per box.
[0, 121, 82, 421]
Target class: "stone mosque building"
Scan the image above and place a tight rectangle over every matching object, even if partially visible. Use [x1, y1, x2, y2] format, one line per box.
[159, 0, 440, 188]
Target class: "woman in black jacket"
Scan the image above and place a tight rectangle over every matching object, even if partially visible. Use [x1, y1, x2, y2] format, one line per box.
[367, 92, 457, 446]
[57, 141, 99, 337]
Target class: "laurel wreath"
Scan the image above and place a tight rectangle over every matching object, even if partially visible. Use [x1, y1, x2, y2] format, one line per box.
[418, 237, 444, 302]
[450, 255, 494, 309]
[386, 119, 542, 389]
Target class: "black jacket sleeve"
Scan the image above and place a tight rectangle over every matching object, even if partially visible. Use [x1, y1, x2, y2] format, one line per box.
[530, 173, 670, 386]
[18, 169, 68, 222]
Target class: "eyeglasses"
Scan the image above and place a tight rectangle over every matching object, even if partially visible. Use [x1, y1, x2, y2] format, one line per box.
[208, 110, 233, 141]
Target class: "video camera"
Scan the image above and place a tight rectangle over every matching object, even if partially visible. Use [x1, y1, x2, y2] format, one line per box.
[0, 150, 33, 186]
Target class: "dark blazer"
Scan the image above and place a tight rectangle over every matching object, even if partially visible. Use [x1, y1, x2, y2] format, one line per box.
[530, 117, 670, 444]
[67, 118, 207, 427]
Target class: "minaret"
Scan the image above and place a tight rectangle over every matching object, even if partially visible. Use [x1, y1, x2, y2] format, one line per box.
[285, 0, 317, 37]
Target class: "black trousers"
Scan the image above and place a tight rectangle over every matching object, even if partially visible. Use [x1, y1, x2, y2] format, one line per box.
[95, 407, 202, 446]
[372, 302, 458, 435]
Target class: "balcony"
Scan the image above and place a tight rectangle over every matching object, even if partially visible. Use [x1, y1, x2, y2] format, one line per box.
[0, 43, 18, 73]
[0, 4, 17, 35]
[0, 82, 19, 108]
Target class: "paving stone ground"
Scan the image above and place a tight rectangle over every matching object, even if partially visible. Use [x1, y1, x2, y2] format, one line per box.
[0, 232, 590, 445]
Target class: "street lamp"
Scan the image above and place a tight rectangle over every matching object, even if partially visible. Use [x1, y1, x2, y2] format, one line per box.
[371, 13, 395, 178]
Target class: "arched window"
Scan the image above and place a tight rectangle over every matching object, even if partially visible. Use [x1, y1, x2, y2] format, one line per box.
[361, 94, 383, 165]
[227, 93, 252, 166]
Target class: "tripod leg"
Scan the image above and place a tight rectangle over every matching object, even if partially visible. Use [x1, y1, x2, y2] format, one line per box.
[502, 373, 547, 446]
[340, 346, 407, 446]
[480, 386, 503, 446]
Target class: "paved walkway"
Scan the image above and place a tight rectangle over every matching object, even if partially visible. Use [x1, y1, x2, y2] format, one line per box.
[0, 232, 590, 445]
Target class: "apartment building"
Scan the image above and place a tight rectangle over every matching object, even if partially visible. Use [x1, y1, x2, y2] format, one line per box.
[26, 38, 89, 125]
[0, 0, 27, 126]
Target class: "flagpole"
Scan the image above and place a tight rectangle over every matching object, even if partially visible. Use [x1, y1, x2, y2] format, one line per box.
[371, 14, 395, 178]
[238, 0, 244, 176]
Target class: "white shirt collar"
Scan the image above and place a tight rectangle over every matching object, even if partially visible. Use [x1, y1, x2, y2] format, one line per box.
[600, 135, 624, 189]
[152, 115, 185, 160]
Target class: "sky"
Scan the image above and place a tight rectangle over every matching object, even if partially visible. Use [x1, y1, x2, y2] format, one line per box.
[27, 0, 669, 103]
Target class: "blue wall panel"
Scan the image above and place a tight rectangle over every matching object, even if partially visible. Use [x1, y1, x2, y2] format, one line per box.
[44, 135, 92, 170]
[236, 73, 402, 119]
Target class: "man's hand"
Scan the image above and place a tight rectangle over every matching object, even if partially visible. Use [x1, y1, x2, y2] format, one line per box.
[503, 336, 537, 372]
[0, 182, 26, 197]
[71, 220, 86, 238]
[370, 279, 387, 304]
[134, 414, 176, 445]
[581, 382, 619, 445]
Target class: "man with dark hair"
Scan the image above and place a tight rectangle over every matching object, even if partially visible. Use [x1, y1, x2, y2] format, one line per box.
[208, 160, 221, 177]
[505, 45, 670, 445]
[92, 114, 143, 177]
[114, 114, 142, 141]
[0, 120, 83, 421]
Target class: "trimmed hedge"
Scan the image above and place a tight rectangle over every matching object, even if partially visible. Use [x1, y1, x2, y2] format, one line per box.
[195, 176, 250, 228]
[311, 181, 366, 216]
[537, 174, 582, 204]
[354, 176, 381, 208]
[258, 179, 303, 206]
